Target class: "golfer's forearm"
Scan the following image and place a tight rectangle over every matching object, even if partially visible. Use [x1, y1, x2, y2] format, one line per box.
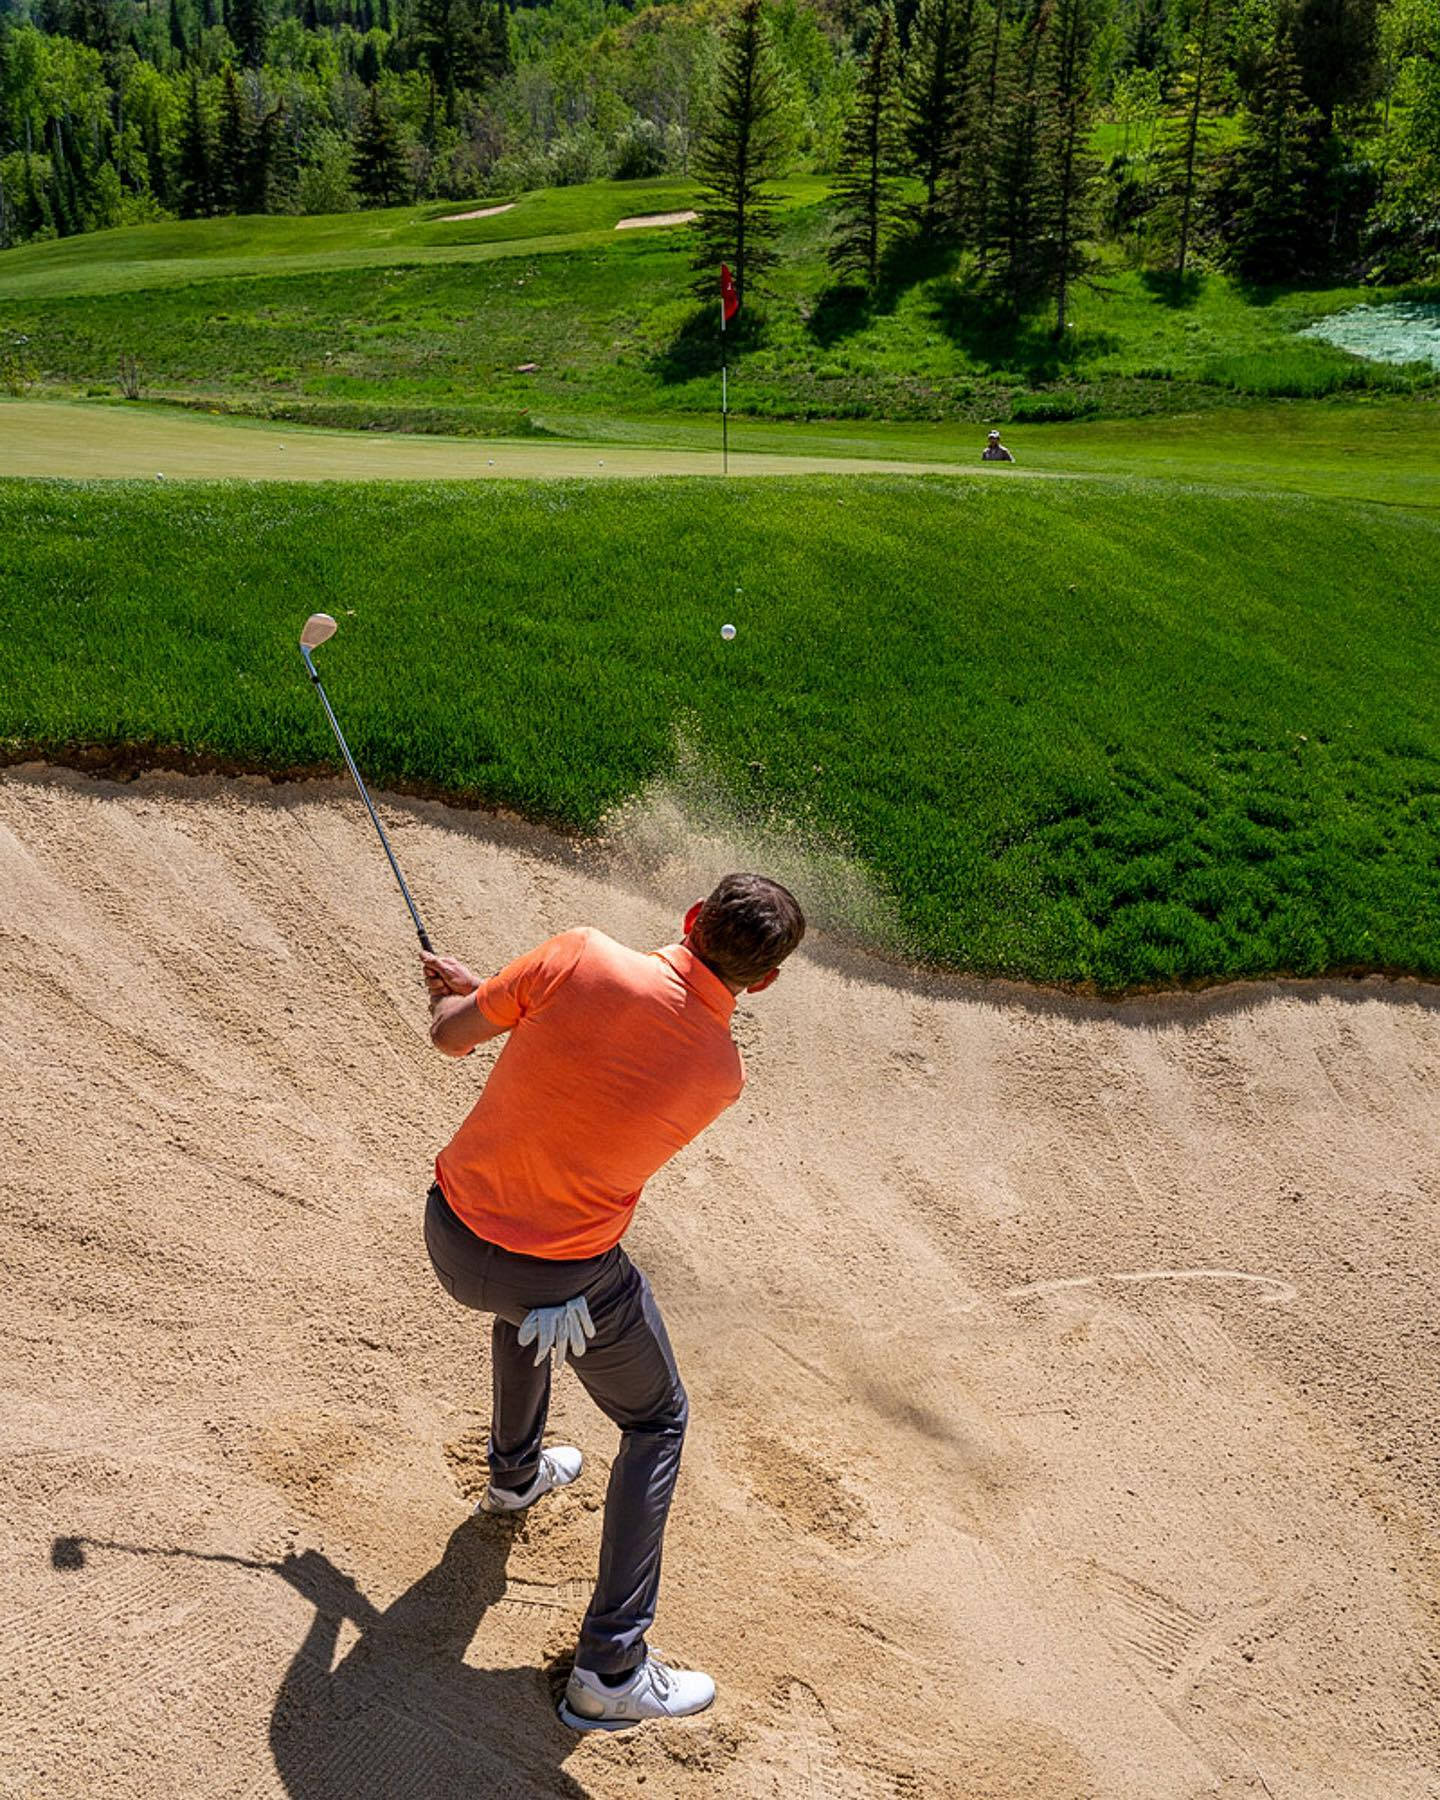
[429, 992, 503, 1056]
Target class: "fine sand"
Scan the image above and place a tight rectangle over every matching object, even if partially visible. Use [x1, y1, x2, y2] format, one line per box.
[439, 203, 517, 221]
[614, 211, 698, 230]
[1, 765, 1438, 1800]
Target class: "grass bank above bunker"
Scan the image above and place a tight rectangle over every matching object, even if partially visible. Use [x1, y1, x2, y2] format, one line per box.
[3, 476, 1438, 990]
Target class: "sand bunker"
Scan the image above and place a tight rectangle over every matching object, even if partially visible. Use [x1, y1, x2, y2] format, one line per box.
[1, 765, 1438, 1798]
[614, 210, 698, 230]
[439, 202, 516, 222]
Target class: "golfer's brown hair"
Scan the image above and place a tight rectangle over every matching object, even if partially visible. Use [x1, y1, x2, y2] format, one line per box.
[691, 873, 806, 987]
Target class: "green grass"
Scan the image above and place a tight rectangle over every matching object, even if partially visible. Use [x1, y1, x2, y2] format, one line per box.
[5, 395, 1440, 512]
[0, 397, 964, 480]
[4, 185, 1436, 427]
[0, 178, 730, 298]
[2, 477, 1437, 990]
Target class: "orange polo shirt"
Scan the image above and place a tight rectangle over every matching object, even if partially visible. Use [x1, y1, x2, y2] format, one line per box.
[435, 928, 744, 1259]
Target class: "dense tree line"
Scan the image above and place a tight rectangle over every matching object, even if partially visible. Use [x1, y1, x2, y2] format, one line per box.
[2, 0, 1438, 314]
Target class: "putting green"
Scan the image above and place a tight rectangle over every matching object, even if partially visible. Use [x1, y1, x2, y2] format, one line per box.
[0, 400, 971, 482]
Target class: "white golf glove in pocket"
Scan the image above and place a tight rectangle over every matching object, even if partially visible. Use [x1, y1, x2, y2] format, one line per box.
[518, 1295, 595, 1371]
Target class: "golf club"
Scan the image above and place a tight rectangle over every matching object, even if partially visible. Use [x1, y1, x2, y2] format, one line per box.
[298, 612, 434, 955]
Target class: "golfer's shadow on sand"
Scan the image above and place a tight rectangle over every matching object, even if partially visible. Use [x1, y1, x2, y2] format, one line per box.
[272, 1513, 588, 1800]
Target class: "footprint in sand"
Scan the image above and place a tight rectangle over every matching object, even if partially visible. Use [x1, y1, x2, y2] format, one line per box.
[747, 1680, 854, 1799]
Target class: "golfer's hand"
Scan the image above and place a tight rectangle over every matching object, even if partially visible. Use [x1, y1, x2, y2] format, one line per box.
[422, 952, 480, 999]
[517, 1296, 595, 1371]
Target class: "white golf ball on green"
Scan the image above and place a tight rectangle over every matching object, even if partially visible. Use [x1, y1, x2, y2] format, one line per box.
[721, 623, 737, 641]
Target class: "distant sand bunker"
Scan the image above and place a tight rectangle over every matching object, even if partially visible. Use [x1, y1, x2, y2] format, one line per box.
[440, 202, 516, 221]
[614, 210, 698, 230]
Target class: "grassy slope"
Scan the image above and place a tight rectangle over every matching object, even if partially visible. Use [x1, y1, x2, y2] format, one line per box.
[2, 477, 1437, 990]
[0, 179, 730, 296]
[3, 183, 1436, 428]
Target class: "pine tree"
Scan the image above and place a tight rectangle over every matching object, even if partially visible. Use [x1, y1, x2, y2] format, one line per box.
[983, 0, 1049, 307]
[451, 0, 501, 90]
[228, 0, 269, 69]
[50, 115, 87, 237]
[1126, 0, 1174, 76]
[70, 0, 122, 54]
[1294, 0, 1379, 128]
[830, 5, 906, 286]
[241, 96, 282, 211]
[482, 0, 511, 83]
[144, 112, 171, 206]
[1039, 0, 1101, 337]
[175, 69, 213, 217]
[352, 84, 406, 205]
[168, 0, 188, 57]
[691, 0, 790, 304]
[967, 0, 1011, 264]
[19, 149, 53, 242]
[904, 0, 975, 228]
[414, 0, 460, 120]
[215, 63, 252, 211]
[1228, 25, 1321, 279]
[1169, 0, 1224, 277]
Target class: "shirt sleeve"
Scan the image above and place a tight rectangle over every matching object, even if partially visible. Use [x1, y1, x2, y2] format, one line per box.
[475, 928, 589, 1031]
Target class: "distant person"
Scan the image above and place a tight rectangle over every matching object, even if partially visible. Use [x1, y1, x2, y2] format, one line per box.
[982, 429, 1015, 462]
[421, 875, 806, 1732]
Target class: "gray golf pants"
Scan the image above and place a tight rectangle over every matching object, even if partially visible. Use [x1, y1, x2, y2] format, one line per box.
[424, 1182, 688, 1676]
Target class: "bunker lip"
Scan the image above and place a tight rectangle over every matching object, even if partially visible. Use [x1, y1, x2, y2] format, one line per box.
[2, 750, 1435, 1005]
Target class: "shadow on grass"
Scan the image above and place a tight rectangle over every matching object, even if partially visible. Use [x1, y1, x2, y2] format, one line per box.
[649, 305, 768, 385]
[928, 279, 1123, 379]
[1140, 268, 1205, 308]
[806, 233, 959, 348]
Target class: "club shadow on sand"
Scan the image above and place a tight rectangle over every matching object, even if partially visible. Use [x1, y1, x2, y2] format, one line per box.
[51, 1517, 589, 1800]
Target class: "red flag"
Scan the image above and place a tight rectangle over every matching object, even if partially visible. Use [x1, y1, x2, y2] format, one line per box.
[720, 263, 739, 324]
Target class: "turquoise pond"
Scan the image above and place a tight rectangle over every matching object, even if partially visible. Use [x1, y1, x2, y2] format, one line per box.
[1300, 302, 1440, 368]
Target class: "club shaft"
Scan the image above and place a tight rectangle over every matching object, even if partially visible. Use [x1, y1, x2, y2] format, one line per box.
[301, 648, 433, 953]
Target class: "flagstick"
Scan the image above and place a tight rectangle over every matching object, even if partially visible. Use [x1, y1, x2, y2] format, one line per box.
[720, 296, 728, 476]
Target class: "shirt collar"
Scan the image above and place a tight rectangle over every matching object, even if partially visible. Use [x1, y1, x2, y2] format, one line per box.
[653, 942, 737, 1024]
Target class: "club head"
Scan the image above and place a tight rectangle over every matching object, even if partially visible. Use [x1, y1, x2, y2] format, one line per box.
[300, 613, 339, 652]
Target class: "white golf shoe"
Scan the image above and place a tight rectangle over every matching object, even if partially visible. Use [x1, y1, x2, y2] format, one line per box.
[560, 1653, 716, 1731]
[478, 1445, 582, 1514]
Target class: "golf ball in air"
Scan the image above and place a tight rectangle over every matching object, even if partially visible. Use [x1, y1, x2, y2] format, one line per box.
[721, 623, 737, 641]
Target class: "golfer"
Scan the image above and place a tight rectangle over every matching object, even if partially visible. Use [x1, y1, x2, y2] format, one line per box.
[421, 874, 805, 1731]
[982, 429, 1015, 462]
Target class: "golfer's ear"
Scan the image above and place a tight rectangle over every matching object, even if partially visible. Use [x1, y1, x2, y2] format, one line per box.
[683, 900, 704, 935]
[746, 967, 780, 994]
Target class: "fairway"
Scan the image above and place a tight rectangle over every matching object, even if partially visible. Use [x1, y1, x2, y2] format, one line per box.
[0, 180, 729, 299]
[6, 398, 1440, 510]
[0, 400, 967, 482]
